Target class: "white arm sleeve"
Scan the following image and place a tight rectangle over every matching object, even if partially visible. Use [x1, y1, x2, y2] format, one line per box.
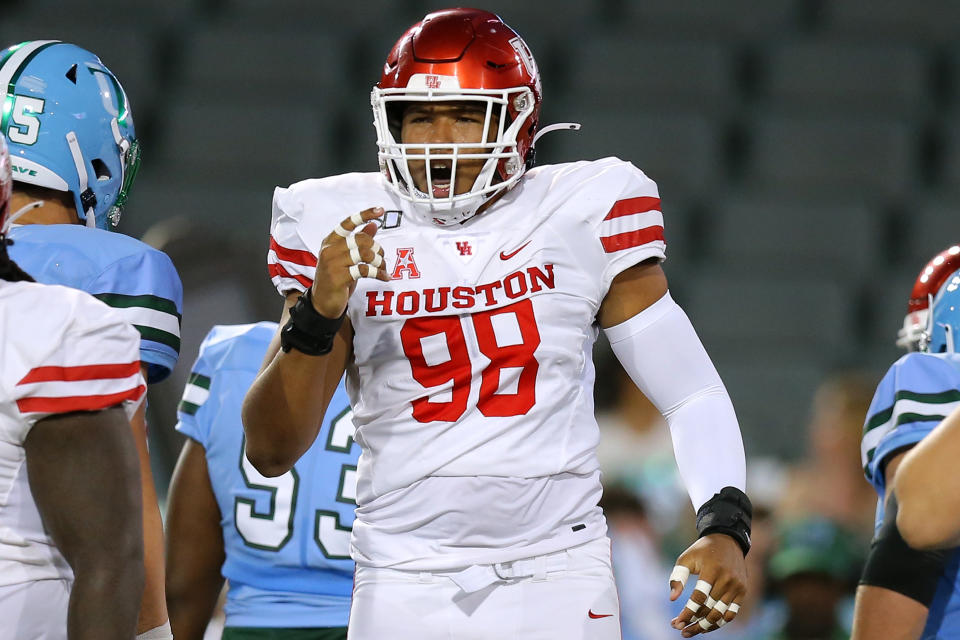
[604, 291, 746, 511]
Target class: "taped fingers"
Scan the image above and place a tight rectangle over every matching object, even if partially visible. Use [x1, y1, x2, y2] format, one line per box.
[670, 565, 691, 590]
[347, 234, 362, 264]
[349, 264, 379, 281]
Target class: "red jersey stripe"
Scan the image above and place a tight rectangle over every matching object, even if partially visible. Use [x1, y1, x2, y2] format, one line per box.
[603, 196, 661, 221]
[600, 226, 665, 253]
[270, 236, 318, 267]
[17, 384, 147, 414]
[18, 361, 141, 386]
[269, 262, 313, 288]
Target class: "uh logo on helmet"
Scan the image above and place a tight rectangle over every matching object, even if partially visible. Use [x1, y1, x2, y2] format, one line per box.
[0, 40, 140, 230]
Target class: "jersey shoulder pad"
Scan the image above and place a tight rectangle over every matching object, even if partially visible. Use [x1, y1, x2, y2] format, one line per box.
[269, 172, 390, 296]
[861, 352, 960, 490]
[6, 282, 144, 427]
[176, 322, 277, 429]
[9, 225, 183, 383]
[535, 158, 664, 290]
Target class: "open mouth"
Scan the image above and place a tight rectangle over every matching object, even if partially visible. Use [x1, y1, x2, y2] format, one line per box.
[429, 162, 452, 197]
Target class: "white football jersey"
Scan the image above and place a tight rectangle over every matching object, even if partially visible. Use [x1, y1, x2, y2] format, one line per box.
[0, 280, 145, 587]
[269, 158, 666, 569]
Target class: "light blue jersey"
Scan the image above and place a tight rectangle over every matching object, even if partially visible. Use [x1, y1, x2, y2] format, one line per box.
[861, 351, 960, 636]
[8, 224, 182, 383]
[176, 322, 359, 629]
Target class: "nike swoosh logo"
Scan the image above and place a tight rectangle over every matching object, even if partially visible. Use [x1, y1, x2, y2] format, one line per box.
[499, 241, 530, 260]
[588, 611, 613, 619]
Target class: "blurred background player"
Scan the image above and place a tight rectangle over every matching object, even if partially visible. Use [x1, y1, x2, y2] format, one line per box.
[165, 321, 359, 640]
[851, 249, 960, 639]
[244, 8, 751, 638]
[0, 40, 182, 639]
[0, 135, 146, 639]
[767, 518, 861, 640]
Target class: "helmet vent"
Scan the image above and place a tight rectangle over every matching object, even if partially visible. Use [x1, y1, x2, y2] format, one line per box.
[65, 64, 78, 84]
[91, 158, 111, 181]
[486, 60, 507, 69]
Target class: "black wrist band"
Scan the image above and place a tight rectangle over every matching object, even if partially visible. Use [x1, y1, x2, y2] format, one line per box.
[696, 486, 753, 556]
[280, 289, 345, 356]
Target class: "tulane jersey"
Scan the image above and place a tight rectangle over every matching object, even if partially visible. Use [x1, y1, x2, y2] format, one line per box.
[175, 322, 359, 629]
[8, 224, 182, 383]
[861, 351, 960, 636]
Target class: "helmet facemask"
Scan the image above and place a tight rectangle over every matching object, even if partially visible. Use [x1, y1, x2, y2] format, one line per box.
[372, 79, 536, 226]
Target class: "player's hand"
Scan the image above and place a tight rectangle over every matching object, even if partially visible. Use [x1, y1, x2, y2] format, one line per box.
[310, 207, 390, 318]
[668, 534, 747, 636]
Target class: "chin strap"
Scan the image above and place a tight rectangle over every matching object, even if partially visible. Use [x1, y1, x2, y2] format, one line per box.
[532, 122, 581, 147]
[65, 131, 97, 228]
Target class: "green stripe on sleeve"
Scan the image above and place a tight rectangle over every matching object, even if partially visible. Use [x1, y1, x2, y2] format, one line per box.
[94, 292, 181, 319]
[135, 324, 181, 352]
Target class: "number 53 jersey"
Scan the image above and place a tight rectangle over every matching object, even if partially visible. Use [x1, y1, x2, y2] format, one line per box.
[269, 157, 667, 570]
[175, 322, 358, 628]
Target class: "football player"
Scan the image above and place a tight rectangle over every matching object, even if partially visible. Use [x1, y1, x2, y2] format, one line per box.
[165, 322, 359, 640]
[1, 41, 181, 639]
[851, 249, 960, 639]
[0, 135, 146, 639]
[243, 9, 751, 639]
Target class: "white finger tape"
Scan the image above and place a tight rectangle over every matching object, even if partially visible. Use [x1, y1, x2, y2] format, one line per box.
[350, 246, 362, 264]
[350, 212, 365, 226]
[669, 565, 690, 588]
[684, 600, 701, 614]
[717, 619, 727, 628]
[346, 234, 359, 250]
[715, 601, 728, 615]
[371, 253, 384, 269]
[705, 597, 716, 609]
[371, 240, 382, 254]
[698, 619, 713, 631]
[334, 224, 350, 238]
[694, 580, 712, 595]
[349, 264, 362, 281]
[728, 603, 740, 614]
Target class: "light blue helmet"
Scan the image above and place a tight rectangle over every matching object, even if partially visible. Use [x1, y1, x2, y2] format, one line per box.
[0, 41, 140, 230]
[925, 268, 960, 353]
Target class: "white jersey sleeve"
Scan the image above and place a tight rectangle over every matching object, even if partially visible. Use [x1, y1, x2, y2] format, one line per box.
[268, 184, 318, 296]
[585, 159, 666, 293]
[7, 283, 145, 429]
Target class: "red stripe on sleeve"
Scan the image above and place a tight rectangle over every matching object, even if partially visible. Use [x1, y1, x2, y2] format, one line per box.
[270, 236, 318, 267]
[600, 226, 665, 253]
[18, 361, 141, 386]
[17, 384, 147, 415]
[603, 196, 661, 221]
[269, 262, 314, 289]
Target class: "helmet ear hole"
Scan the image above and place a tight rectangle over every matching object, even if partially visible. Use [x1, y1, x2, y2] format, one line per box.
[65, 64, 78, 84]
[91, 158, 112, 181]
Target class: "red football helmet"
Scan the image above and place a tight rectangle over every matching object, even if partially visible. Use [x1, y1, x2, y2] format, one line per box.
[898, 245, 960, 350]
[372, 8, 542, 225]
[0, 136, 11, 234]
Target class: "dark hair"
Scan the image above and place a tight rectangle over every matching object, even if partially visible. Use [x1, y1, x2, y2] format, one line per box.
[0, 237, 34, 282]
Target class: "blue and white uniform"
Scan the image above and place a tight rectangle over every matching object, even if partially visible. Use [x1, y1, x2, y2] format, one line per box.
[176, 322, 359, 629]
[8, 224, 182, 383]
[861, 351, 960, 635]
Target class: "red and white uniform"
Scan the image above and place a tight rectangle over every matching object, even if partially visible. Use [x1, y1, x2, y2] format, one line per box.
[269, 157, 665, 570]
[0, 280, 145, 587]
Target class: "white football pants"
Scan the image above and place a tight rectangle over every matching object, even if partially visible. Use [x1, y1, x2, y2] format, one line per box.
[347, 536, 621, 640]
[0, 578, 69, 639]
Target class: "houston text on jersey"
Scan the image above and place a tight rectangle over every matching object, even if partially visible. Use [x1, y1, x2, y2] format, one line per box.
[365, 264, 555, 316]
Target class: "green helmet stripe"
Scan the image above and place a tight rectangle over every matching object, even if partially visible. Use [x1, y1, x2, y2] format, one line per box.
[0, 40, 61, 132]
